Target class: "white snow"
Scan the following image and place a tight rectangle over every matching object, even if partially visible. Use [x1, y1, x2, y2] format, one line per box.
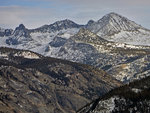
[44, 45, 61, 57]
[132, 88, 142, 93]
[26, 91, 32, 95]
[93, 96, 118, 113]
[0, 53, 8, 57]
[14, 51, 40, 59]
[57, 28, 79, 39]
[0, 52, 9, 60]
[0, 36, 9, 47]
[30, 32, 55, 44]
[18, 103, 23, 108]
[105, 29, 150, 46]
[0, 27, 5, 32]
[66, 74, 71, 77]
[0, 28, 79, 59]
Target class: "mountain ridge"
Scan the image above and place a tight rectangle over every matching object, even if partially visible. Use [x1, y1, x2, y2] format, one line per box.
[1, 12, 150, 47]
[1, 12, 150, 83]
[0, 47, 121, 113]
[1, 12, 149, 36]
[77, 75, 150, 113]
[1, 12, 150, 112]
[31, 19, 84, 33]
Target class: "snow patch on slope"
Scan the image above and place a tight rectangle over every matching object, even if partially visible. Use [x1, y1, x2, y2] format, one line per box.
[92, 96, 118, 113]
[0, 52, 8, 60]
[107, 29, 150, 46]
[131, 88, 142, 93]
[0, 28, 79, 58]
[14, 51, 40, 59]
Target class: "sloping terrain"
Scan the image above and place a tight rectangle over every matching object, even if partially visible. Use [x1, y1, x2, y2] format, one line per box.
[55, 28, 150, 83]
[1, 12, 150, 113]
[1, 12, 150, 56]
[78, 75, 150, 113]
[0, 47, 121, 113]
[0, 20, 82, 57]
[1, 12, 150, 83]
[86, 12, 150, 46]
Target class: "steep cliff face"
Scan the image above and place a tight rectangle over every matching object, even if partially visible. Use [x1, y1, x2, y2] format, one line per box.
[0, 47, 121, 113]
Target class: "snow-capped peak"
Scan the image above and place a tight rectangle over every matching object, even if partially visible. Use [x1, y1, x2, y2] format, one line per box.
[86, 20, 95, 26]
[33, 19, 82, 33]
[86, 12, 142, 36]
[50, 19, 82, 30]
[87, 12, 150, 46]
[15, 24, 26, 31]
[103, 12, 125, 18]
[53, 19, 77, 26]
[12, 24, 30, 38]
[98, 12, 141, 29]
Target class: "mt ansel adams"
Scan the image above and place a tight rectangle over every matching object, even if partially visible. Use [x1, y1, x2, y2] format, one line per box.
[1, 12, 150, 113]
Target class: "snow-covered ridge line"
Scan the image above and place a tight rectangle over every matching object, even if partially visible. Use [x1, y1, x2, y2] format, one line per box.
[0, 48, 41, 59]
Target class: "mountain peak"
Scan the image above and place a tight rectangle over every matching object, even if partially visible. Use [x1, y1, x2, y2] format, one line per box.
[54, 19, 73, 24]
[86, 12, 142, 36]
[12, 23, 30, 38]
[107, 12, 120, 17]
[16, 24, 26, 31]
[51, 19, 81, 29]
[34, 19, 83, 33]
[19, 24, 25, 28]
[104, 12, 125, 20]
[87, 20, 95, 26]
[72, 28, 106, 43]
[98, 12, 141, 27]
[98, 12, 125, 23]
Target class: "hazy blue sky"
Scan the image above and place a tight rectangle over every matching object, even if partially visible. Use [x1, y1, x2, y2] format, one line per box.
[0, 0, 150, 29]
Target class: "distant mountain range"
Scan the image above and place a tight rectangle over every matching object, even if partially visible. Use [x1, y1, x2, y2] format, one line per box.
[1, 12, 150, 83]
[86, 12, 150, 45]
[1, 12, 150, 47]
